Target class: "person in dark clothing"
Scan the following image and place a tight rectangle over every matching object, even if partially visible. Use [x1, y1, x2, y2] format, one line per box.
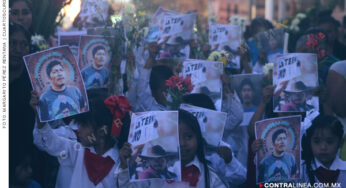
[318, 14, 346, 60]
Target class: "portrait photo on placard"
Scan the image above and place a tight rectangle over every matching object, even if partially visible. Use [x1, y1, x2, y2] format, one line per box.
[256, 28, 285, 63]
[180, 104, 226, 147]
[182, 59, 223, 111]
[157, 13, 196, 60]
[58, 31, 86, 62]
[255, 115, 301, 184]
[128, 111, 180, 182]
[79, 35, 112, 90]
[146, 7, 180, 43]
[231, 74, 263, 126]
[77, 0, 109, 28]
[24, 46, 89, 122]
[273, 53, 319, 113]
[209, 24, 242, 70]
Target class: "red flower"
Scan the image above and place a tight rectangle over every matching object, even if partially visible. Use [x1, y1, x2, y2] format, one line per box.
[316, 32, 326, 40]
[166, 75, 194, 93]
[165, 79, 175, 88]
[183, 75, 194, 92]
[176, 83, 183, 90]
[318, 49, 326, 59]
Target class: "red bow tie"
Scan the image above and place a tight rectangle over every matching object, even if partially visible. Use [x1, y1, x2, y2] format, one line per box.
[314, 167, 340, 184]
[84, 148, 115, 185]
[182, 165, 201, 187]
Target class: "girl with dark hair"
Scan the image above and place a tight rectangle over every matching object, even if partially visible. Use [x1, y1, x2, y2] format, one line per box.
[182, 93, 247, 187]
[31, 90, 132, 188]
[116, 110, 227, 188]
[301, 115, 346, 186]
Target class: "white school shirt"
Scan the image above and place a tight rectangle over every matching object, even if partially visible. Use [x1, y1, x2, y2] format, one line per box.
[301, 156, 346, 187]
[33, 120, 79, 188]
[221, 92, 248, 166]
[34, 124, 120, 188]
[114, 156, 228, 188]
[206, 141, 246, 187]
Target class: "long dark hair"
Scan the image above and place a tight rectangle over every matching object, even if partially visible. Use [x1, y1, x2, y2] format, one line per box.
[179, 109, 210, 188]
[301, 115, 344, 184]
[182, 93, 216, 110]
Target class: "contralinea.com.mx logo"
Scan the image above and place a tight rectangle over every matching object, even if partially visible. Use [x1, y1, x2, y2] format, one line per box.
[259, 182, 342, 188]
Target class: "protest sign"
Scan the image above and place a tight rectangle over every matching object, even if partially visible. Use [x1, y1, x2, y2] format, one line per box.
[209, 24, 241, 51]
[255, 116, 301, 184]
[146, 7, 180, 43]
[77, 0, 109, 28]
[156, 13, 196, 60]
[78, 35, 113, 90]
[209, 24, 242, 69]
[180, 104, 226, 147]
[231, 74, 263, 126]
[273, 53, 319, 113]
[128, 111, 180, 182]
[24, 46, 89, 122]
[58, 31, 87, 62]
[182, 59, 223, 111]
[229, 15, 247, 33]
[256, 28, 285, 63]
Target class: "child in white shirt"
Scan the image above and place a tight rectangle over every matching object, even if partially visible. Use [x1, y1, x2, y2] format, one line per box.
[31, 89, 132, 188]
[182, 93, 246, 187]
[301, 115, 346, 187]
[115, 110, 228, 188]
[33, 118, 78, 188]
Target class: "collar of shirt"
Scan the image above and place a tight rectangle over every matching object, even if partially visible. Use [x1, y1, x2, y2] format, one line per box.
[183, 156, 205, 187]
[185, 156, 202, 171]
[86, 145, 119, 163]
[313, 156, 346, 171]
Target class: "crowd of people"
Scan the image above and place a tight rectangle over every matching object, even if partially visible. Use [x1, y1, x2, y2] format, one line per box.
[9, 0, 346, 187]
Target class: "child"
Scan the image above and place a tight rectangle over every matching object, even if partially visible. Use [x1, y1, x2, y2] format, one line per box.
[31, 89, 131, 188]
[115, 110, 228, 188]
[301, 115, 346, 186]
[132, 41, 180, 112]
[134, 64, 174, 112]
[10, 145, 42, 188]
[182, 93, 247, 187]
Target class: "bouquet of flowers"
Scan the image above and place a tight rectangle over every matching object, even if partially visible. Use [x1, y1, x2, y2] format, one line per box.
[262, 62, 273, 87]
[207, 50, 229, 66]
[306, 32, 326, 59]
[31, 34, 49, 50]
[165, 75, 194, 110]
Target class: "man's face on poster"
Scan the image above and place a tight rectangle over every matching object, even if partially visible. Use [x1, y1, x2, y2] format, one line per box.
[93, 49, 106, 68]
[49, 64, 66, 88]
[290, 92, 306, 105]
[148, 157, 167, 172]
[241, 84, 254, 104]
[274, 133, 287, 153]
